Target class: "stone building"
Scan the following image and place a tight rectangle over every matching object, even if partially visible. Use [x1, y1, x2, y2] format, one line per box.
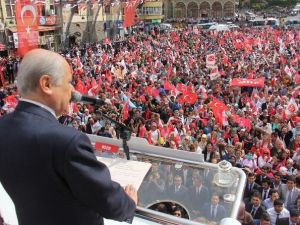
[163, 0, 236, 19]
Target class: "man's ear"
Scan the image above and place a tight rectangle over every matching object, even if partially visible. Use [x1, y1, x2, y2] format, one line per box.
[39, 75, 53, 95]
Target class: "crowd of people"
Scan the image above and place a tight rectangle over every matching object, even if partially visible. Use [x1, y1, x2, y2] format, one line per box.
[0, 23, 300, 224]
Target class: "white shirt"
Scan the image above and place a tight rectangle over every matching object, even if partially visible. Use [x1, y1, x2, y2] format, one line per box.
[267, 207, 290, 225]
[20, 99, 56, 118]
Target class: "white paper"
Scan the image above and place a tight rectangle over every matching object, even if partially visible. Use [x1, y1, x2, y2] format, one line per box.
[97, 156, 152, 191]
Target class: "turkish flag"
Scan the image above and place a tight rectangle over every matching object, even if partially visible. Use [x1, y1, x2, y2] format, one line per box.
[122, 102, 129, 122]
[209, 98, 228, 126]
[75, 79, 87, 94]
[184, 93, 197, 104]
[231, 114, 251, 130]
[15, 0, 39, 56]
[123, 0, 137, 28]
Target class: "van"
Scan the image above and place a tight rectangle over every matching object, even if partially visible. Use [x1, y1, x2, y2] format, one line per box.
[159, 23, 172, 30]
[245, 12, 255, 21]
[195, 22, 217, 30]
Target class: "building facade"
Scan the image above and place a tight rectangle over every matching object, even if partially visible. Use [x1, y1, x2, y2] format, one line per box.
[164, 0, 235, 19]
[137, 0, 164, 25]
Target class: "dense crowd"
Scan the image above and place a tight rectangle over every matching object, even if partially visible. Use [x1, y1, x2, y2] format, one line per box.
[0, 24, 300, 224]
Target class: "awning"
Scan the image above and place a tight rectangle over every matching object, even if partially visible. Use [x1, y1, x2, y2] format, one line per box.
[7, 26, 60, 33]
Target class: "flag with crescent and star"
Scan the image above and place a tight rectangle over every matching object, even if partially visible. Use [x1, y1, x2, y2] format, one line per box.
[15, 0, 39, 56]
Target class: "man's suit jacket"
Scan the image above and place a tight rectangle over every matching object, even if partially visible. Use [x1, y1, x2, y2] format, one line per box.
[165, 184, 188, 203]
[271, 182, 285, 199]
[281, 185, 300, 210]
[0, 102, 135, 225]
[245, 203, 266, 220]
[278, 217, 300, 225]
[187, 185, 210, 211]
[201, 203, 227, 222]
[244, 182, 262, 202]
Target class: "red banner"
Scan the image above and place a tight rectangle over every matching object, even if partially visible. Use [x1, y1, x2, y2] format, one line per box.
[123, 0, 137, 28]
[15, 0, 39, 56]
[230, 77, 265, 88]
[94, 142, 119, 153]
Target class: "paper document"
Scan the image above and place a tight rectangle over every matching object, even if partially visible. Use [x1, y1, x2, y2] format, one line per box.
[97, 156, 152, 190]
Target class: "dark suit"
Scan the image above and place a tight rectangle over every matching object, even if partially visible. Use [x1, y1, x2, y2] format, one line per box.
[187, 185, 210, 211]
[165, 184, 188, 203]
[0, 102, 135, 225]
[244, 182, 262, 202]
[245, 203, 266, 220]
[277, 217, 300, 225]
[201, 203, 227, 222]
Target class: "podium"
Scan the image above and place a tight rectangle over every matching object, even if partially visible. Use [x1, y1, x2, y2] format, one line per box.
[88, 134, 246, 225]
[0, 134, 246, 225]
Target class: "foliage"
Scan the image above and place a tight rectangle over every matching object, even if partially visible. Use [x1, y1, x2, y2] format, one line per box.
[266, 0, 299, 7]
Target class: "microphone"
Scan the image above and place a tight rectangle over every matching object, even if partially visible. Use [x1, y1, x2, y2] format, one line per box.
[71, 91, 106, 105]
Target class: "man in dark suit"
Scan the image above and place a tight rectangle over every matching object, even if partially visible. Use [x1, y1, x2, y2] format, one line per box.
[252, 212, 271, 225]
[165, 174, 188, 203]
[244, 173, 262, 203]
[187, 174, 209, 215]
[246, 191, 266, 220]
[0, 49, 137, 225]
[201, 193, 226, 222]
[278, 209, 300, 225]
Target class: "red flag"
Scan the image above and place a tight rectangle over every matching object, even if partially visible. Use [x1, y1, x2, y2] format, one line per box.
[209, 98, 228, 125]
[0, 67, 5, 88]
[122, 102, 129, 122]
[123, 0, 137, 28]
[176, 83, 186, 93]
[184, 93, 197, 104]
[105, 70, 112, 83]
[295, 72, 300, 85]
[145, 86, 153, 96]
[231, 114, 251, 130]
[164, 80, 175, 91]
[103, 37, 111, 45]
[15, 0, 39, 56]
[280, 56, 286, 65]
[75, 79, 87, 94]
[3, 95, 18, 109]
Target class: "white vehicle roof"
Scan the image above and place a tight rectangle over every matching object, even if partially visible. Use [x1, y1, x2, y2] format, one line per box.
[208, 24, 230, 31]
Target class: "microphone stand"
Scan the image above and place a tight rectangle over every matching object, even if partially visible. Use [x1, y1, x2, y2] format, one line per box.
[96, 111, 132, 160]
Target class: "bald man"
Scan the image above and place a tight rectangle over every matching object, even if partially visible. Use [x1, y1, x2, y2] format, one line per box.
[0, 49, 137, 225]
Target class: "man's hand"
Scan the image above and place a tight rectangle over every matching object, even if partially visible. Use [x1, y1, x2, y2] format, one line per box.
[124, 185, 138, 205]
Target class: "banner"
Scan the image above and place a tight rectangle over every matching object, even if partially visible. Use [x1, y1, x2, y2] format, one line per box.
[285, 98, 299, 116]
[15, 0, 39, 56]
[206, 53, 216, 68]
[123, 0, 137, 28]
[230, 77, 265, 88]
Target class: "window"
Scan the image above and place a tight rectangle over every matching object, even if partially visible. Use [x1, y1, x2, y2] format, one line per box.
[5, 0, 15, 17]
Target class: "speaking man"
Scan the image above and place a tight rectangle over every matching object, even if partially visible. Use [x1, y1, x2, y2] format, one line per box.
[0, 49, 137, 225]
